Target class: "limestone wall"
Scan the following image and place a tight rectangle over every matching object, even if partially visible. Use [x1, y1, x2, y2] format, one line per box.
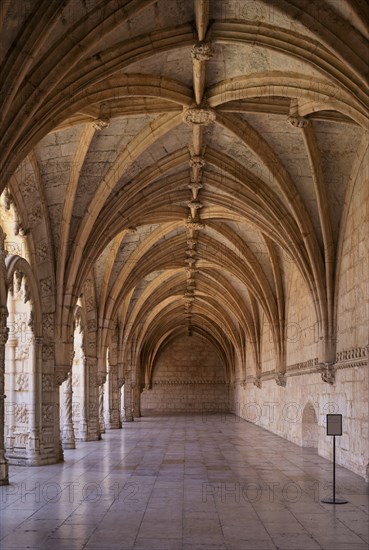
[141, 333, 229, 414]
[231, 144, 369, 480]
[335, 144, 369, 352]
[231, 363, 368, 478]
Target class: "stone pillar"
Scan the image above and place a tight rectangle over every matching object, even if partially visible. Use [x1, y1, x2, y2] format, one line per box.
[107, 365, 121, 429]
[132, 382, 141, 418]
[0, 308, 9, 485]
[122, 369, 133, 422]
[77, 356, 88, 441]
[98, 383, 105, 434]
[61, 371, 75, 449]
[5, 331, 16, 453]
[27, 336, 41, 459]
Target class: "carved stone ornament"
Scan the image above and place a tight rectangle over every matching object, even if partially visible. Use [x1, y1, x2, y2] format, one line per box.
[253, 376, 262, 389]
[188, 199, 202, 210]
[183, 105, 216, 126]
[191, 41, 214, 61]
[185, 218, 205, 231]
[287, 115, 309, 128]
[320, 362, 335, 385]
[15, 373, 29, 391]
[29, 205, 42, 226]
[188, 181, 203, 191]
[92, 117, 110, 130]
[40, 277, 52, 297]
[186, 248, 196, 258]
[42, 374, 54, 391]
[189, 154, 205, 169]
[275, 372, 287, 387]
[36, 241, 49, 262]
[55, 368, 69, 386]
[186, 268, 198, 277]
[185, 257, 196, 267]
[22, 174, 37, 197]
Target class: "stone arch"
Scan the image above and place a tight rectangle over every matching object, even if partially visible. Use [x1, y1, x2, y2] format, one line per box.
[301, 402, 319, 448]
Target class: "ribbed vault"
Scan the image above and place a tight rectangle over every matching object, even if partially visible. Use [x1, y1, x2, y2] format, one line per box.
[1, 0, 368, 395]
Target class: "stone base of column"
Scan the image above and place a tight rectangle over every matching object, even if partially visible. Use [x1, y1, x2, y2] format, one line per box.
[0, 451, 8, 485]
[122, 415, 134, 422]
[62, 426, 75, 450]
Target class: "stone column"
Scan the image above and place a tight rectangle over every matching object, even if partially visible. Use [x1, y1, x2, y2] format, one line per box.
[27, 336, 41, 459]
[122, 369, 133, 422]
[78, 356, 88, 441]
[0, 309, 9, 485]
[61, 371, 75, 449]
[5, 331, 16, 453]
[107, 365, 121, 429]
[98, 383, 105, 434]
[132, 382, 141, 418]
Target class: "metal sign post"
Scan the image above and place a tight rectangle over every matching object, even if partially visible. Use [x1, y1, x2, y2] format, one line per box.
[321, 414, 348, 504]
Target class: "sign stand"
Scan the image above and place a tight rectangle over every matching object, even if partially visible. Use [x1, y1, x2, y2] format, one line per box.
[321, 414, 348, 505]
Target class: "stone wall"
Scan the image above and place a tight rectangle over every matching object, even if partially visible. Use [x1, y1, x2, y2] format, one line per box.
[231, 362, 368, 478]
[141, 333, 229, 414]
[231, 144, 369, 480]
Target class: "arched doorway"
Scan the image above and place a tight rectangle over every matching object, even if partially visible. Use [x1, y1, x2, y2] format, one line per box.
[301, 402, 319, 448]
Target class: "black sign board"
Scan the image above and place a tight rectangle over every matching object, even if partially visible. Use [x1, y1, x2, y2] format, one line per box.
[326, 414, 342, 436]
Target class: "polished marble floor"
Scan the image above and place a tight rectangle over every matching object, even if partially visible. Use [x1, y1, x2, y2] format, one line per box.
[0, 414, 368, 550]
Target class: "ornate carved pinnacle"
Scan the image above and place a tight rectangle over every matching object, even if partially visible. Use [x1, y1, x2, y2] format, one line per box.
[183, 106, 216, 126]
[191, 41, 214, 61]
[287, 115, 309, 128]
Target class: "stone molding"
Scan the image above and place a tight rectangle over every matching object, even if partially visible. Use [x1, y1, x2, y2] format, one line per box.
[239, 347, 368, 387]
[153, 379, 226, 386]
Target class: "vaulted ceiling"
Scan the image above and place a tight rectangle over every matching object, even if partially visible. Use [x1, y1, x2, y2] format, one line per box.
[1, 0, 368, 382]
